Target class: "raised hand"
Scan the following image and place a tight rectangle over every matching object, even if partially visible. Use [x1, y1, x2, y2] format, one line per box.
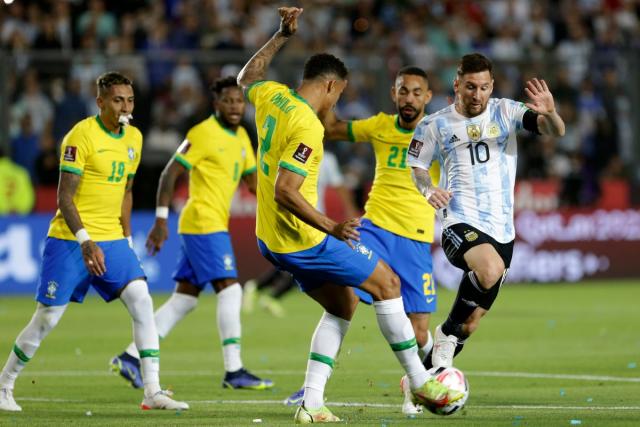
[278, 7, 303, 37]
[331, 217, 361, 249]
[524, 78, 556, 116]
[146, 219, 169, 256]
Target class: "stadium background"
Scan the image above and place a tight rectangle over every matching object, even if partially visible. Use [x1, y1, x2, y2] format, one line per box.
[1, 0, 639, 292]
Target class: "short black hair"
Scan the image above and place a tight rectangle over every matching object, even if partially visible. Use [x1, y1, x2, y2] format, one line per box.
[457, 53, 493, 77]
[96, 71, 132, 95]
[397, 66, 429, 85]
[210, 76, 240, 98]
[303, 53, 348, 81]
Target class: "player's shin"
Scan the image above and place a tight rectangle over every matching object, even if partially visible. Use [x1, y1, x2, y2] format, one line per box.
[303, 312, 350, 409]
[373, 298, 428, 389]
[0, 304, 66, 389]
[120, 280, 161, 396]
[217, 283, 243, 372]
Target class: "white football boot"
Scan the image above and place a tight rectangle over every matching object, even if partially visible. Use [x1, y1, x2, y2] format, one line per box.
[431, 324, 458, 368]
[0, 387, 21, 412]
[400, 375, 422, 415]
[140, 390, 189, 410]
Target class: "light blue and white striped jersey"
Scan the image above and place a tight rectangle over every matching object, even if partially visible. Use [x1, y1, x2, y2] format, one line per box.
[407, 98, 529, 243]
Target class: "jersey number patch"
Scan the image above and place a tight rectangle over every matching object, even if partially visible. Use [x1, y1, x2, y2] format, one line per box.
[108, 161, 126, 182]
[466, 142, 490, 165]
[387, 146, 407, 169]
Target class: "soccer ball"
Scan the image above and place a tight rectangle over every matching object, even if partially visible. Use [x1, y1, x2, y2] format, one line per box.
[424, 366, 469, 416]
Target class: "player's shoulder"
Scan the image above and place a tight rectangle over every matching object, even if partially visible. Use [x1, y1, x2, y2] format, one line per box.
[126, 124, 143, 141]
[490, 97, 524, 110]
[418, 105, 455, 128]
[248, 80, 288, 100]
[64, 116, 96, 143]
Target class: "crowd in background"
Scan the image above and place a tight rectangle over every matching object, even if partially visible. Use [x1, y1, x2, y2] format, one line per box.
[1, 0, 639, 212]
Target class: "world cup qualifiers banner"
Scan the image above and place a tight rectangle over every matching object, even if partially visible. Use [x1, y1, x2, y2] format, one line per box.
[0, 209, 639, 295]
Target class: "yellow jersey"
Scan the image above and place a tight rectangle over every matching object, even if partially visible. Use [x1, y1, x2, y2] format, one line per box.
[174, 115, 256, 234]
[348, 113, 439, 242]
[247, 80, 326, 253]
[48, 115, 142, 241]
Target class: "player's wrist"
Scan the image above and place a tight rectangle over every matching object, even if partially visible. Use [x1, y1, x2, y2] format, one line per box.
[155, 206, 169, 220]
[75, 228, 91, 245]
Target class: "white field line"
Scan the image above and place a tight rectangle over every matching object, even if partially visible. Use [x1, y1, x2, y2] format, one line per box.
[24, 369, 640, 383]
[190, 399, 640, 411]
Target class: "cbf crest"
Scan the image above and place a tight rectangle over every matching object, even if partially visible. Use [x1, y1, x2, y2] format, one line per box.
[128, 147, 135, 161]
[466, 124, 482, 142]
[223, 254, 234, 271]
[45, 281, 58, 299]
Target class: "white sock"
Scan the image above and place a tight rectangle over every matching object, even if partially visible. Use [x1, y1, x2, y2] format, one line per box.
[120, 280, 161, 396]
[0, 304, 66, 389]
[124, 292, 198, 358]
[217, 283, 243, 372]
[373, 298, 428, 389]
[418, 330, 434, 363]
[303, 312, 350, 409]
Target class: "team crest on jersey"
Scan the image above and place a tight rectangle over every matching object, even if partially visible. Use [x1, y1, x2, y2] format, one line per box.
[354, 243, 373, 259]
[223, 254, 234, 271]
[45, 281, 58, 299]
[63, 146, 77, 162]
[487, 122, 500, 138]
[293, 143, 312, 164]
[464, 231, 479, 242]
[128, 147, 135, 160]
[466, 124, 482, 142]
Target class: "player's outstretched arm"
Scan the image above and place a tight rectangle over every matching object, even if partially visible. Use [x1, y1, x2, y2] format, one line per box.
[237, 7, 303, 90]
[320, 109, 350, 141]
[524, 78, 565, 137]
[145, 159, 186, 255]
[411, 166, 452, 210]
[58, 171, 106, 275]
[275, 168, 360, 248]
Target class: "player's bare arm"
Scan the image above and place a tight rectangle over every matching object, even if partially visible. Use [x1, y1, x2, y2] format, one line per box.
[320, 109, 350, 141]
[275, 167, 360, 248]
[145, 159, 186, 255]
[120, 177, 134, 238]
[58, 171, 106, 275]
[411, 166, 452, 210]
[242, 171, 257, 195]
[524, 78, 566, 137]
[237, 7, 302, 89]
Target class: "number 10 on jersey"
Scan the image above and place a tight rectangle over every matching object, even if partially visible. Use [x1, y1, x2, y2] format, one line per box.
[466, 141, 490, 165]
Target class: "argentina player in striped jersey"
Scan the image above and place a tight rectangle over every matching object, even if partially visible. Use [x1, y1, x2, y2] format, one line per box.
[407, 53, 565, 369]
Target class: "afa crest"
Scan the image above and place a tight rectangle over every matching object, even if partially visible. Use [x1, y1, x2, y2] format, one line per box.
[464, 231, 479, 242]
[487, 122, 500, 138]
[466, 124, 482, 142]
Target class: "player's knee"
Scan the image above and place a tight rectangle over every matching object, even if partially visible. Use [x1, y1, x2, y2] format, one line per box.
[39, 306, 64, 331]
[121, 280, 154, 320]
[474, 263, 504, 289]
[375, 271, 401, 301]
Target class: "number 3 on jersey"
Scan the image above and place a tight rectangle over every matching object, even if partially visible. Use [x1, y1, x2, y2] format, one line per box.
[260, 115, 276, 176]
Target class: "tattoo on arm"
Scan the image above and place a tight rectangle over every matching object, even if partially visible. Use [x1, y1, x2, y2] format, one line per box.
[237, 32, 290, 89]
[57, 171, 85, 234]
[411, 167, 435, 197]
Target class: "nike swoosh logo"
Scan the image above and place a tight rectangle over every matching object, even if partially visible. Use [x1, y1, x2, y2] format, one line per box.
[426, 297, 435, 303]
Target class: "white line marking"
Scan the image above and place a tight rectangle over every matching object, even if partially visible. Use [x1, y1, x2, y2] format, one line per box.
[16, 397, 83, 402]
[190, 399, 640, 411]
[25, 369, 640, 383]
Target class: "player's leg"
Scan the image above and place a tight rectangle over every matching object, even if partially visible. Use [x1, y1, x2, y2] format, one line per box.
[294, 283, 357, 423]
[113, 281, 199, 388]
[258, 272, 291, 317]
[433, 224, 512, 368]
[0, 237, 88, 412]
[0, 303, 67, 412]
[242, 268, 281, 313]
[112, 234, 201, 388]
[213, 278, 273, 390]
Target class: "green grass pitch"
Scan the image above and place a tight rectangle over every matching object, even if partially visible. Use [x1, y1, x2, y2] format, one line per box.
[1, 280, 639, 426]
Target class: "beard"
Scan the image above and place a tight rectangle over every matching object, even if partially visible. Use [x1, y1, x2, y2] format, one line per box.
[398, 105, 420, 123]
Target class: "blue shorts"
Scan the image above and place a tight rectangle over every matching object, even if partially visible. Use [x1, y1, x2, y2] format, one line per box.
[37, 237, 145, 306]
[257, 235, 379, 292]
[172, 232, 238, 288]
[355, 219, 436, 313]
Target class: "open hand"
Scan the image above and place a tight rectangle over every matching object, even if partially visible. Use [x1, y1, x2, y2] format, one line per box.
[524, 78, 556, 116]
[278, 7, 303, 37]
[331, 217, 361, 249]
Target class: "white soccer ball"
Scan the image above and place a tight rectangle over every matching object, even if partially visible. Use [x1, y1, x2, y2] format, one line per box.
[424, 366, 469, 416]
